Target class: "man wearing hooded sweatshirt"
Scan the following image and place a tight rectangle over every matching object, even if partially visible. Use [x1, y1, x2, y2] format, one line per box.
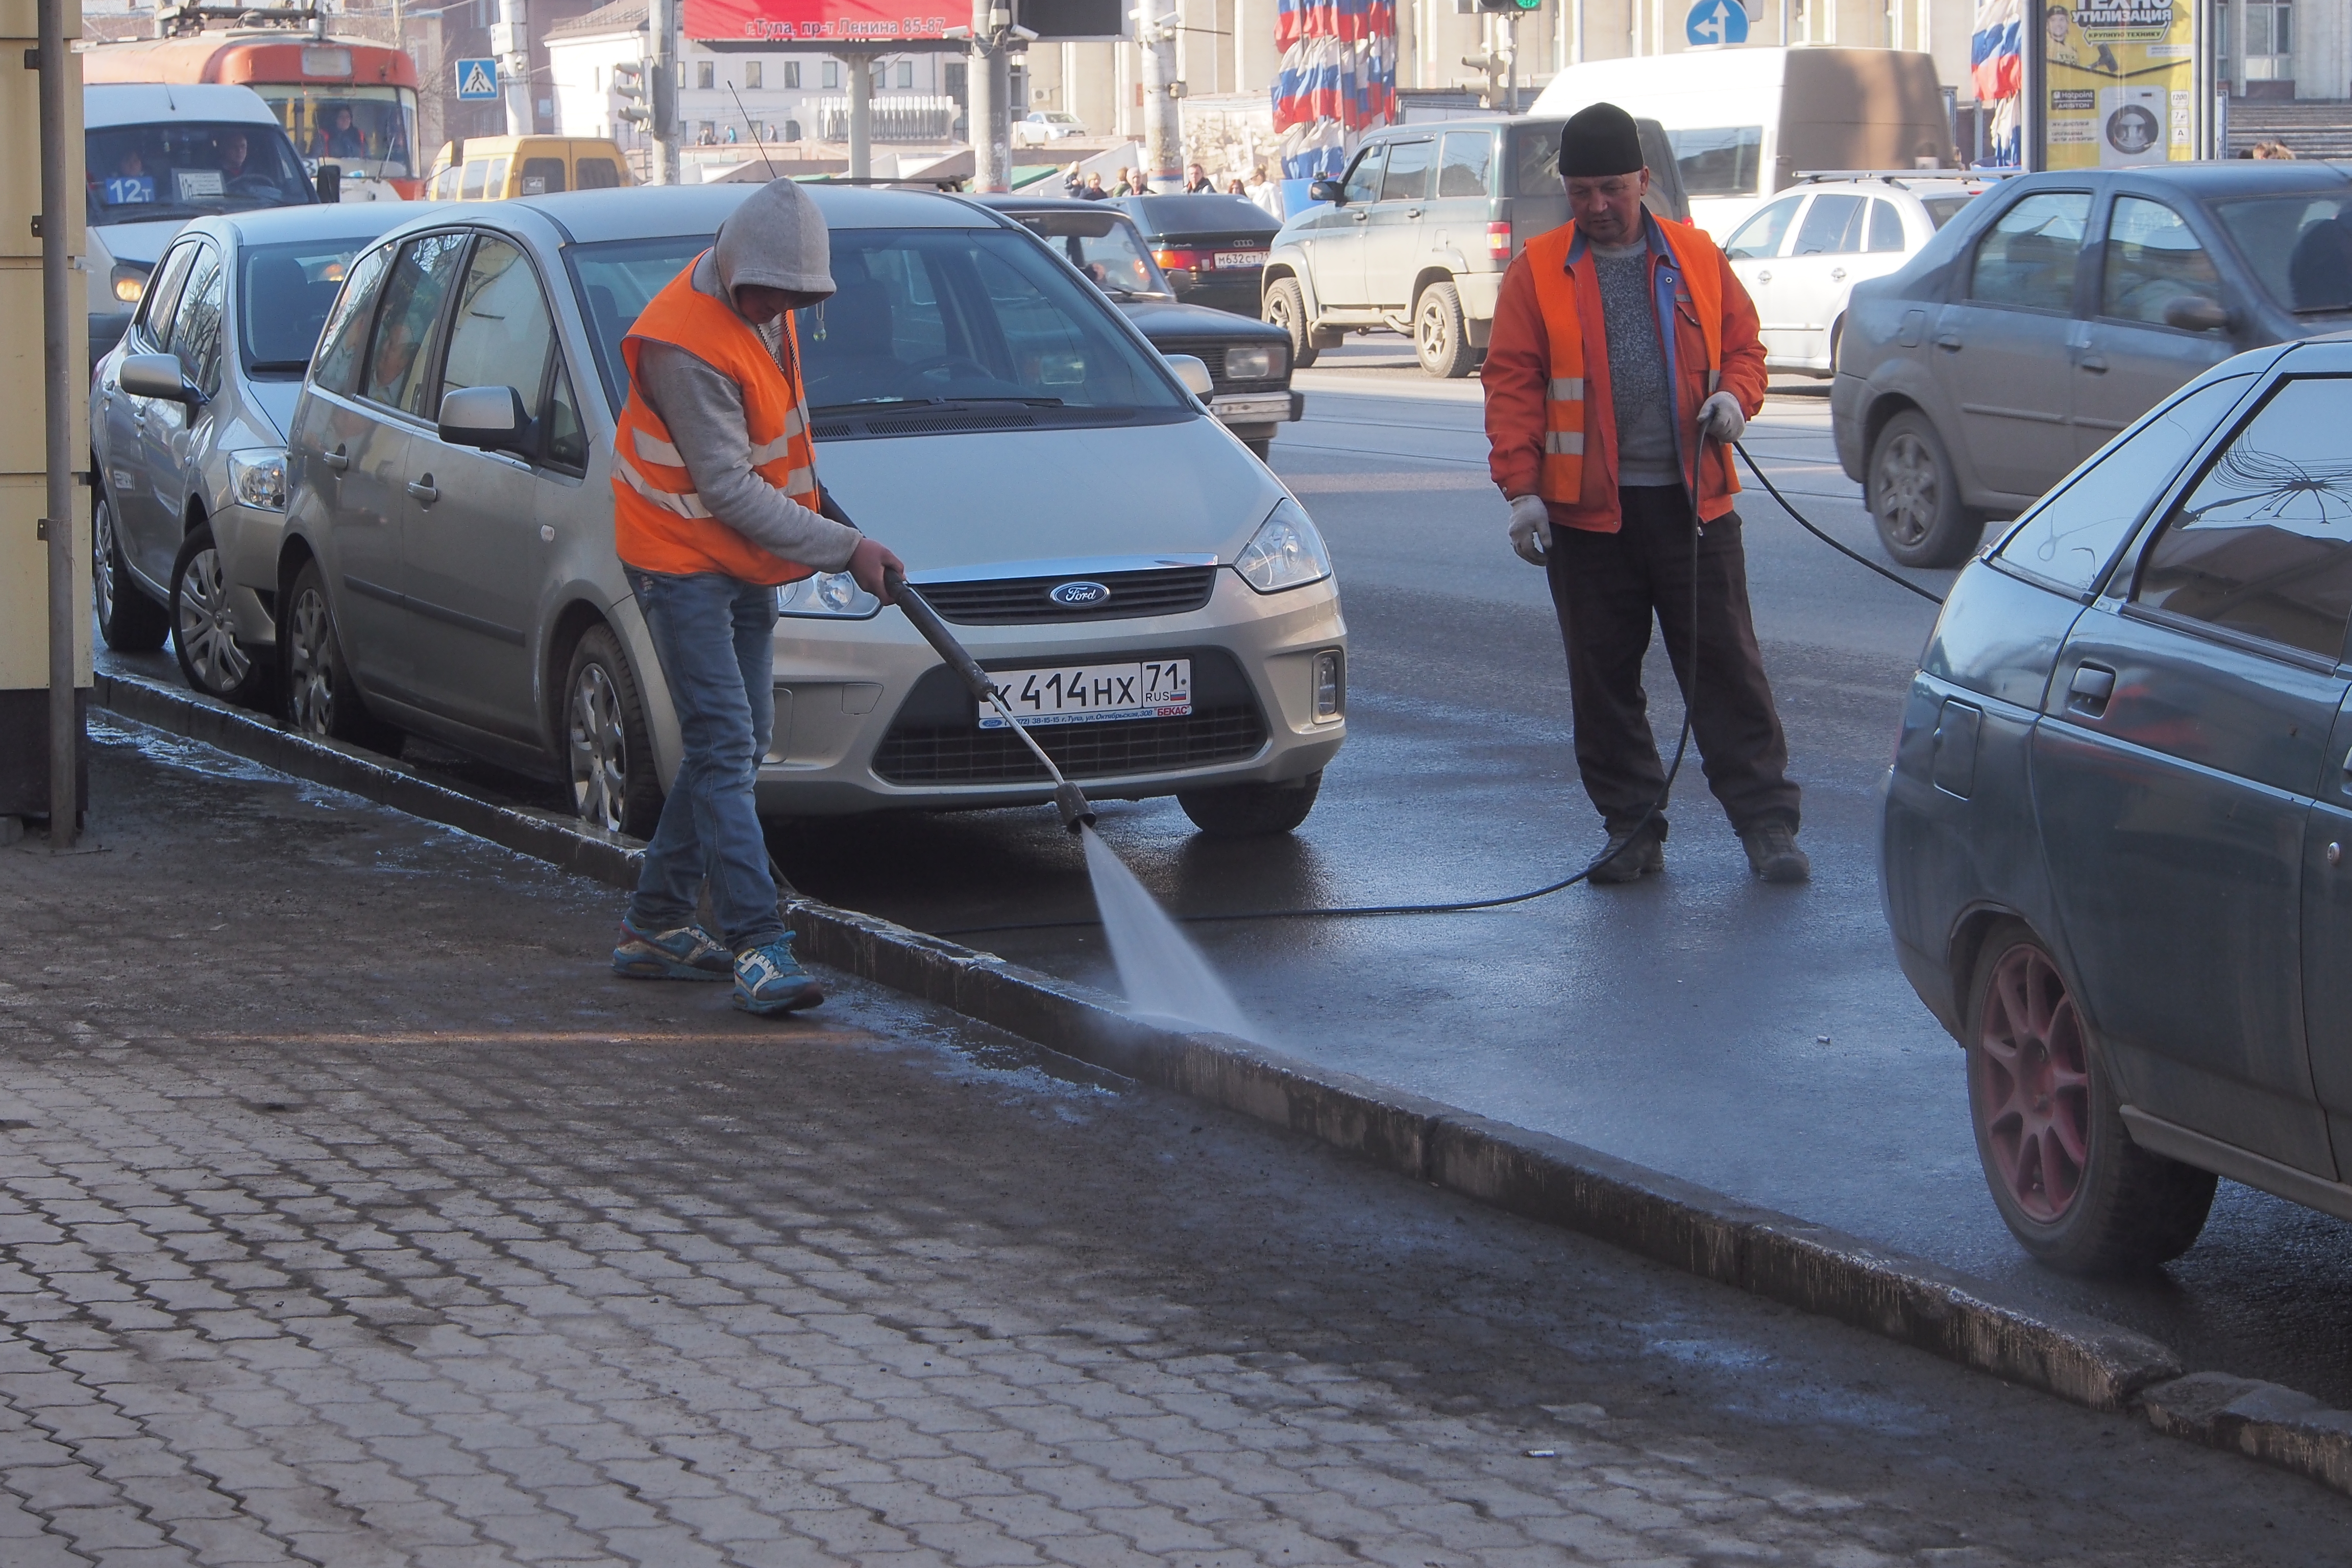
[608, 179, 904, 1015]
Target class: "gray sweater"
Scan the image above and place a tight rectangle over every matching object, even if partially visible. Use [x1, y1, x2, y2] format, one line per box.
[633, 185, 864, 574]
[1589, 234, 1681, 489]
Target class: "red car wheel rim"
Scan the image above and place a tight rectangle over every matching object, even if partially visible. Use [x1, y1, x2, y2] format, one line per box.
[1977, 944, 2092, 1224]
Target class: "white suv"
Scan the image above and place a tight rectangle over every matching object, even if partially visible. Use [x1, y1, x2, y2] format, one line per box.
[1722, 172, 2000, 377]
[1013, 111, 1088, 147]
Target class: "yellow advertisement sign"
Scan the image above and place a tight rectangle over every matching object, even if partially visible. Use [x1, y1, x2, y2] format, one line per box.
[2041, 0, 2195, 169]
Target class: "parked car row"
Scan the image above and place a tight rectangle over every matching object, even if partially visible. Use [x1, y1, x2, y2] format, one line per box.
[91, 185, 1348, 842]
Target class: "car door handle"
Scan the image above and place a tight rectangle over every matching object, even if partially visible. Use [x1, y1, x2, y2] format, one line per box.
[1757, 269, 1772, 282]
[323, 446, 350, 472]
[1351, 210, 1367, 222]
[1830, 267, 1847, 281]
[406, 476, 438, 504]
[1404, 207, 1422, 218]
[2068, 663, 2117, 717]
[2079, 354, 2109, 373]
[1935, 333, 1963, 351]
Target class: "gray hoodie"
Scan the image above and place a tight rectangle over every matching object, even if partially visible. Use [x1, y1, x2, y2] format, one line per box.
[634, 178, 864, 574]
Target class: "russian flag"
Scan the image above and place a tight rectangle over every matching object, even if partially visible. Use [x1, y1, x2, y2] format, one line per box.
[1971, 0, 2020, 102]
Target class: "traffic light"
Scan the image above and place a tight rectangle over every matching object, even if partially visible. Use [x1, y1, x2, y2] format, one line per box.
[1475, 0, 1540, 11]
[611, 59, 650, 126]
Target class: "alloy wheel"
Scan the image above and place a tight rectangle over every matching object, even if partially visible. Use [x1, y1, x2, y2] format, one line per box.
[175, 545, 251, 695]
[93, 500, 118, 626]
[1874, 432, 1939, 551]
[285, 585, 336, 737]
[1416, 296, 1450, 368]
[568, 662, 628, 833]
[1976, 944, 2092, 1224]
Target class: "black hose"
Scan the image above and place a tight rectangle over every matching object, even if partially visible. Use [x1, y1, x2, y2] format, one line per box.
[934, 432, 1950, 940]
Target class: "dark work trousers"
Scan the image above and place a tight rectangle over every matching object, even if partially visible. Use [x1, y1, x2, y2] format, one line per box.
[1545, 485, 1800, 838]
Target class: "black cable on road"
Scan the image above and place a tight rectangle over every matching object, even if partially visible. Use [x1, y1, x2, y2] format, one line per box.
[935, 435, 1949, 940]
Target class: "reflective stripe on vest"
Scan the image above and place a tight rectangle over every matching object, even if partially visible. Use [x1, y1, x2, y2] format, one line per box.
[610, 257, 825, 585]
[1522, 219, 1727, 506]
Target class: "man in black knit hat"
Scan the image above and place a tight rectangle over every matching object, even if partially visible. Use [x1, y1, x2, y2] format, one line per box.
[1481, 102, 1805, 885]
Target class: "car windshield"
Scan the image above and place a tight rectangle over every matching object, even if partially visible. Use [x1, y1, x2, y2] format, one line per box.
[251, 84, 420, 181]
[1008, 210, 1171, 300]
[2211, 192, 2352, 314]
[86, 120, 313, 223]
[1117, 194, 1278, 238]
[240, 237, 366, 373]
[569, 225, 1187, 416]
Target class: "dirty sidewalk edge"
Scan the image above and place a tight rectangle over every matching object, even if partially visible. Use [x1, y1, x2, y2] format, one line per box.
[83, 668, 2352, 1498]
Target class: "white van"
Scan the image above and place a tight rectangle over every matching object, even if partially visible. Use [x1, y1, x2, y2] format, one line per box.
[85, 83, 318, 361]
[1527, 47, 1956, 240]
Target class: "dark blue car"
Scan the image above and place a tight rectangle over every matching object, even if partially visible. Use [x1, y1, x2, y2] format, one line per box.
[1884, 337, 2352, 1272]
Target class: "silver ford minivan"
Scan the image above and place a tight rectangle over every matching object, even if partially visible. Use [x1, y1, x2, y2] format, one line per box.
[276, 184, 1348, 838]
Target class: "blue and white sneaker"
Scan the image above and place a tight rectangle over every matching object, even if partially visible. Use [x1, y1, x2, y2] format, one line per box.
[612, 919, 733, 981]
[733, 936, 824, 1015]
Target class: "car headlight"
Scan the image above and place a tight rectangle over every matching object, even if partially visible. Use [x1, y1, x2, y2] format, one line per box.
[776, 570, 880, 619]
[1224, 344, 1280, 380]
[1233, 497, 1332, 594]
[110, 262, 150, 305]
[227, 449, 286, 511]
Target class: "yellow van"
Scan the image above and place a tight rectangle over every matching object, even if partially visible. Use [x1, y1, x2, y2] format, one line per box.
[424, 136, 634, 200]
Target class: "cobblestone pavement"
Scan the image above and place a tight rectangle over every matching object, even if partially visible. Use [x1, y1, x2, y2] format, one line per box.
[0, 719, 2342, 1567]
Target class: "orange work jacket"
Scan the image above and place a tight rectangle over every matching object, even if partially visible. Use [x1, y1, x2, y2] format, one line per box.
[1482, 215, 1767, 532]
[611, 258, 821, 585]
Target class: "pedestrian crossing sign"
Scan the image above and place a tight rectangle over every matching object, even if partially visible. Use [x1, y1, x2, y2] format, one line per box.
[454, 58, 500, 100]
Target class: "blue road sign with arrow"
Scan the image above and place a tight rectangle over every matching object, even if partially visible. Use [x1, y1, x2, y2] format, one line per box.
[1685, 0, 1748, 46]
[454, 58, 500, 101]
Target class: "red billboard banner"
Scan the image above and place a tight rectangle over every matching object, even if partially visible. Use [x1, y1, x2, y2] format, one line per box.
[683, 0, 957, 44]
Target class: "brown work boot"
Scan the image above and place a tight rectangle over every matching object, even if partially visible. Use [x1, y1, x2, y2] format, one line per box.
[1739, 819, 1810, 884]
[1589, 821, 1664, 886]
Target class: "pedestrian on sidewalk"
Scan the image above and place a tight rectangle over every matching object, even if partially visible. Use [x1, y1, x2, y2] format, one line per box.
[1481, 103, 1806, 886]
[607, 178, 905, 1013]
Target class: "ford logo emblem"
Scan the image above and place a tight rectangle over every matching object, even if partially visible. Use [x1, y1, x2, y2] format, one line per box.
[1049, 580, 1111, 607]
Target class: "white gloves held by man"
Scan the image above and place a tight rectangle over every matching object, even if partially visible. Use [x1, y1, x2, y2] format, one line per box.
[1507, 493, 1552, 566]
[1698, 390, 1747, 445]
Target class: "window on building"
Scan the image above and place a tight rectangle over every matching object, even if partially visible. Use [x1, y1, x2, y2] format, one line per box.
[697, 60, 715, 90]
[745, 60, 763, 89]
[783, 60, 800, 88]
[895, 60, 914, 88]
[822, 59, 840, 89]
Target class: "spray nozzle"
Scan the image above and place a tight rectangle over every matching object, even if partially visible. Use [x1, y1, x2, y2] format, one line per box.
[1055, 781, 1097, 834]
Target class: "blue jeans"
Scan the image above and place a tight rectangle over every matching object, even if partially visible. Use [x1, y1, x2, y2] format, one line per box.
[624, 569, 786, 953]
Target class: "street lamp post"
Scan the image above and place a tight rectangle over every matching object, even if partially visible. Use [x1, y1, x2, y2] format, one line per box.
[1136, 6, 1181, 191]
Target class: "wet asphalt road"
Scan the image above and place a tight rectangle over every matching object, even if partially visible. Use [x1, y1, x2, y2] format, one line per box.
[97, 338, 2352, 1410]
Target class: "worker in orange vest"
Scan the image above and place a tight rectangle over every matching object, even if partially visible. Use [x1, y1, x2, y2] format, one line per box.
[1482, 104, 1805, 885]
[607, 178, 904, 1013]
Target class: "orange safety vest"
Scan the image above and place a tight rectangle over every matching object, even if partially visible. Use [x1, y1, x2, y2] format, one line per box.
[1522, 219, 1725, 507]
[611, 257, 821, 586]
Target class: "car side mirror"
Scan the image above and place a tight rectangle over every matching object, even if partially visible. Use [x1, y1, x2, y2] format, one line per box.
[119, 351, 203, 406]
[2163, 295, 2231, 333]
[315, 163, 342, 203]
[1309, 177, 1343, 205]
[438, 385, 531, 453]
[1165, 354, 1214, 398]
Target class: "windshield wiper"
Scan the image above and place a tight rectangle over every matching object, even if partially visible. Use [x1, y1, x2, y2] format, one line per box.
[244, 359, 309, 374]
[2290, 302, 2352, 315]
[811, 396, 943, 410]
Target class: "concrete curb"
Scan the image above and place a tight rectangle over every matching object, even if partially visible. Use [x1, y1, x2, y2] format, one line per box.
[83, 669, 2352, 1486]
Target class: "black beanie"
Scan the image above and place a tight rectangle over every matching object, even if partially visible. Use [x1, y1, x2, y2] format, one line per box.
[1559, 103, 1645, 179]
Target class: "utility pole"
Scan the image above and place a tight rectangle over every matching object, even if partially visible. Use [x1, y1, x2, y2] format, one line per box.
[649, 0, 679, 183]
[494, 0, 531, 135]
[38, 0, 77, 848]
[843, 52, 873, 180]
[947, 5, 1024, 193]
[1135, 5, 1181, 191]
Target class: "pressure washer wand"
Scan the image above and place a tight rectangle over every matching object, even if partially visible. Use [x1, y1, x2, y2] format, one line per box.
[884, 568, 1097, 833]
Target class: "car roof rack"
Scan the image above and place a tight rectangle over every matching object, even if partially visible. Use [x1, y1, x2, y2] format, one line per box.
[1790, 168, 2027, 186]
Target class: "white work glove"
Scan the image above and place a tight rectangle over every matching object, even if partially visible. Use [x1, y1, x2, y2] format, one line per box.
[1697, 390, 1748, 445]
[1507, 493, 1552, 566]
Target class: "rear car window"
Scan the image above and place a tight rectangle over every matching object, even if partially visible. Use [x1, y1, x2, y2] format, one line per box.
[1667, 126, 1762, 198]
[2133, 376, 2352, 659]
[2210, 191, 2352, 314]
[1969, 190, 2091, 311]
[1997, 374, 2253, 593]
[241, 238, 365, 373]
[577, 157, 623, 189]
[519, 156, 566, 195]
[1869, 199, 1904, 252]
[1922, 195, 1974, 229]
[1117, 194, 1278, 238]
[1437, 132, 1490, 198]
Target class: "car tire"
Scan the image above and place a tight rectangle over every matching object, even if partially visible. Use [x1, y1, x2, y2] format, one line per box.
[170, 521, 273, 709]
[1413, 281, 1476, 379]
[283, 559, 402, 753]
[1264, 277, 1317, 369]
[93, 488, 169, 652]
[564, 623, 662, 839]
[1178, 770, 1320, 837]
[1868, 409, 1981, 569]
[1965, 920, 2216, 1274]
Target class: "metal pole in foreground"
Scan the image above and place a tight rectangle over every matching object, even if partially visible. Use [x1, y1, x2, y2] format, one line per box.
[846, 52, 872, 181]
[39, 0, 76, 850]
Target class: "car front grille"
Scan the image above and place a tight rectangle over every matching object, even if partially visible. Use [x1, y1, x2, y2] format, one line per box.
[915, 566, 1218, 625]
[874, 703, 1267, 784]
